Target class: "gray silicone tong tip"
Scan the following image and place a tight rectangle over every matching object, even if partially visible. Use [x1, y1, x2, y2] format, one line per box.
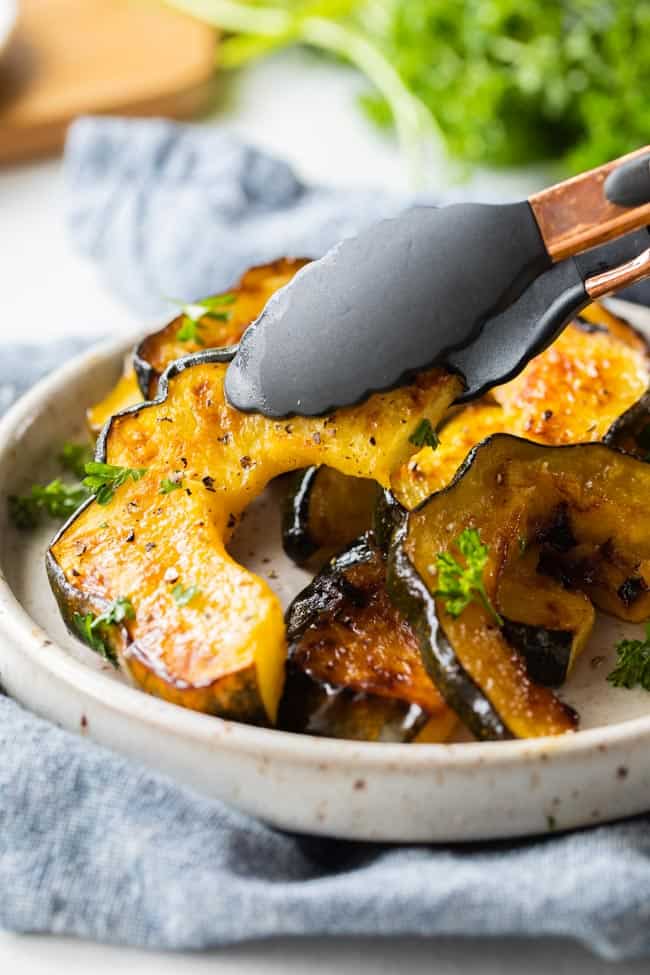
[225, 150, 650, 419]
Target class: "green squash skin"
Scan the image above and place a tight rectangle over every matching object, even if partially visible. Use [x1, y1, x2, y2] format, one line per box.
[285, 532, 378, 638]
[47, 349, 238, 656]
[373, 488, 406, 555]
[133, 341, 157, 399]
[603, 388, 650, 459]
[385, 513, 511, 742]
[281, 466, 322, 566]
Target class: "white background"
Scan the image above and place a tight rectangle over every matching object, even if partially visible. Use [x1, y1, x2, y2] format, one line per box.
[0, 49, 642, 972]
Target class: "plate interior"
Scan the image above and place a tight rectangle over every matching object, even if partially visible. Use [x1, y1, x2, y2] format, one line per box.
[4, 300, 650, 741]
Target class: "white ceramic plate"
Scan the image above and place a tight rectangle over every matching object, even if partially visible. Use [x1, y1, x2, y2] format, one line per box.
[0, 0, 17, 60]
[2, 302, 650, 842]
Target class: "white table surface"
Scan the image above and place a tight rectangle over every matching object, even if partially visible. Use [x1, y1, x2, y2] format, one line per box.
[0, 47, 641, 973]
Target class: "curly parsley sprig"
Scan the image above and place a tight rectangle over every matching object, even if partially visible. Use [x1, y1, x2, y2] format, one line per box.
[608, 624, 650, 692]
[174, 293, 236, 344]
[434, 527, 503, 627]
[73, 597, 135, 668]
[9, 480, 90, 531]
[409, 418, 440, 449]
[172, 582, 201, 606]
[8, 441, 95, 531]
[82, 462, 148, 506]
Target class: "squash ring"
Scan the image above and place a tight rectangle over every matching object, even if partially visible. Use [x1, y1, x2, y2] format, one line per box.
[280, 532, 457, 742]
[387, 434, 650, 740]
[48, 348, 461, 725]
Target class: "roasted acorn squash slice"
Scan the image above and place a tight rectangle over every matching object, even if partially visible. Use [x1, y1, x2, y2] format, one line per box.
[48, 350, 461, 725]
[280, 534, 457, 741]
[86, 366, 143, 437]
[282, 466, 379, 568]
[388, 435, 650, 740]
[134, 258, 309, 399]
[396, 313, 650, 507]
[283, 307, 650, 556]
[87, 259, 310, 432]
[490, 315, 650, 444]
[496, 547, 594, 687]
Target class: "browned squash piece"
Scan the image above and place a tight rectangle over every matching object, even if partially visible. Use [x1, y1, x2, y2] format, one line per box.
[280, 535, 457, 741]
[535, 537, 650, 624]
[491, 315, 649, 444]
[283, 306, 650, 550]
[393, 403, 506, 510]
[394, 310, 650, 508]
[282, 466, 379, 567]
[497, 547, 595, 687]
[48, 349, 461, 725]
[135, 258, 310, 398]
[388, 435, 650, 740]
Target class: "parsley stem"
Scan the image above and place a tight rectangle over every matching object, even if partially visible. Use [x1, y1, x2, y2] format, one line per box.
[477, 585, 504, 628]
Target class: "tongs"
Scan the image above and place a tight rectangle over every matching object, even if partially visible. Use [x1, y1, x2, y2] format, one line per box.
[225, 147, 650, 418]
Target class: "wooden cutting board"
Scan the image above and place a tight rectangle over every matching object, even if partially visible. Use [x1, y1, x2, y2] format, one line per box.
[0, 0, 218, 163]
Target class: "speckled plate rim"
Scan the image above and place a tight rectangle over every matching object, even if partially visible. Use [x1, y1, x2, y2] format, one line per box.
[1, 331, 650, 776]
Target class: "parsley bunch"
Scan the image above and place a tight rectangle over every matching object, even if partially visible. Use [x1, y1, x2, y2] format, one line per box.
[363, 0, 650, 172]
[170, 0, 650, 173]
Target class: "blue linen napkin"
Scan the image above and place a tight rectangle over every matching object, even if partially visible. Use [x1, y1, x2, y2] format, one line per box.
[64, 117, 410, 318]
[2, 116, 650, 959]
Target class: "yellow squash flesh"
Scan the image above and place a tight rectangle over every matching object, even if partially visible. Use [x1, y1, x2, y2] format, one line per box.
[86, 368, 143, 437]
[49, 355, 461, 724]
[401, 436, 650, 737]
[137, 258, 310, 397]
[87, 258, 310, 430]
[394, 313, 650, 508]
